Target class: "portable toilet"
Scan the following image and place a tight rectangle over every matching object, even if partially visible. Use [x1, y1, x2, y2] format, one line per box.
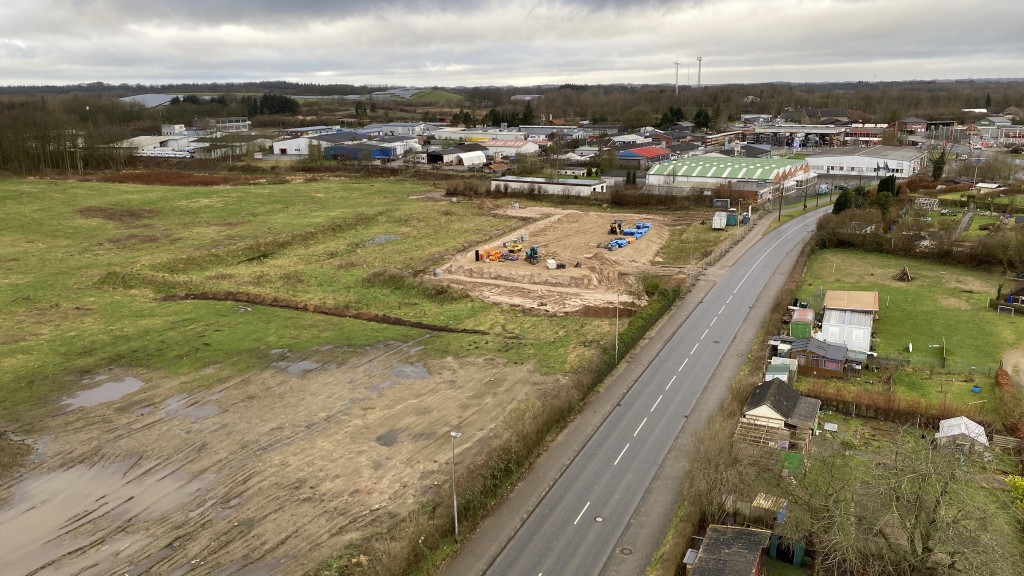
[726, 212, 738, 226]
[711, 211, 727, 230]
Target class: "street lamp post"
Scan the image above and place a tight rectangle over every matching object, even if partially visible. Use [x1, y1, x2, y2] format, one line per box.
[450, 431, 461, 540]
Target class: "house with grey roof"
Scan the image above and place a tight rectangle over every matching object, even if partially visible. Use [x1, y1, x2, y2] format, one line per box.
[742, 378, 820, 431]
[789, 338, 848, 377]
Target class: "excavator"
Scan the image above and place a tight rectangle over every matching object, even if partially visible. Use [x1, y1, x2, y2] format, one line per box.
[524, 246, 540, 265]
[609, 219, 623, 235]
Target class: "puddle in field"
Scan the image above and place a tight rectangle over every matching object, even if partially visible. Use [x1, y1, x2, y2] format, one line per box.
[62, 376, 144, 410]
[367, 363, 430, 397]
[393, 362, 429, 380]
[0, 462, 211, 576]
[376, 429, 400, 447]
[272, 360, 323, 376]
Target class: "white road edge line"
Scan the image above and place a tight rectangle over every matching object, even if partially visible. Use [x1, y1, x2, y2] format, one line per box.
[574, 501, 591, 525]
[733, 219, 812, 293]
[614, 444, 630, 465]
[634, 418, 647, 437]
[651, 395, 663, 412]
[666, 375, 676, 390]
[700, 329, 708, 340]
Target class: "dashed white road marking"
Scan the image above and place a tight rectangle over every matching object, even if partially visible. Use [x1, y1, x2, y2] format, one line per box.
[634, 418, 648, 437]
[614, 444, 630, 465]
[651, 395, 663, 412]
[710, 317, 717, 326]
[691, 343, 699, 354]
[666, 375, 676, 390]
[700, 329, 708, 340]
[574, 501, 591, 525]
[678, 358, 688, 372]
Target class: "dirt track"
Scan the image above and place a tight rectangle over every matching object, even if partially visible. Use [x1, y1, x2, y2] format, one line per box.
[0, 342, 559, 576]
[434, 207, 706, 314]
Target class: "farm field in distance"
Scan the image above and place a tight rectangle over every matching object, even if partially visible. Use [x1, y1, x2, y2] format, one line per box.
[0, 174, 710, 575]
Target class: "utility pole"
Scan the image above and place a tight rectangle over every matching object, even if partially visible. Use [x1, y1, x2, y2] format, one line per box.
[697, 57, 703, 90]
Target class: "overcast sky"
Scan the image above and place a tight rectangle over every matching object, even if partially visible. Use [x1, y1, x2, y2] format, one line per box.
[0, 0, 1021, 87]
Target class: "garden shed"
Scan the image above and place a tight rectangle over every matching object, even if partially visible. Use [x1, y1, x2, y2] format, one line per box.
[688, 525, 772, 576]
[789, 308, 815, 339]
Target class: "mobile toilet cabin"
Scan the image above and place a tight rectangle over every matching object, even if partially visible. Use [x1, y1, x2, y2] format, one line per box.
[711, 211, 728, 230]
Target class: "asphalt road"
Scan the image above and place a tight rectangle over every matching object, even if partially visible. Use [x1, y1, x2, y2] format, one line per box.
[469, 207, 828, 576]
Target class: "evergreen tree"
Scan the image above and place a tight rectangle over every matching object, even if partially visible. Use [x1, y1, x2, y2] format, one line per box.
[877, 175, 897, 195]
[521, 101, 536, 125]
[832, 190, 855, 214]
[693, 108, 712, 131]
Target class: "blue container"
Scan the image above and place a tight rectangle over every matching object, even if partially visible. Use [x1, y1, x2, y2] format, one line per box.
[972, 385, 981, 393]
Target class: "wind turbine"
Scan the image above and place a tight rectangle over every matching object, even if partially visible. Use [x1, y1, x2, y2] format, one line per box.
[673, 57, 681, 95]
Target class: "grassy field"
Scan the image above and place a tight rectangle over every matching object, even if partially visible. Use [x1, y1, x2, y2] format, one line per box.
[798, 249, 1017, 368]
[657, 222, 739, 266]
[0, 177, 608, 420]
[793, 249, 1022, 417]
[959, 214, 1003, 239]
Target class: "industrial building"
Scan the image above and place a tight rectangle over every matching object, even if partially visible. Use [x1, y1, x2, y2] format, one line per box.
[645, 157, 814, 202]
[490, 176, 606, 197]
[806, 146, 927, 179]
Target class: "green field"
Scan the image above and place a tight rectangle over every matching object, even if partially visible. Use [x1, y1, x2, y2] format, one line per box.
[410, 90, 464, 104]
[959, 214, 1006, 239]
[798, 249, 1017, 367]
[794, 249, 1022, 416]
[0, 177, 606, 420]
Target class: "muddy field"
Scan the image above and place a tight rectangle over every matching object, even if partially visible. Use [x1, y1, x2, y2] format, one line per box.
[0, 184, 712, 576]
[434, 206, 707, 314]
[0, 342, 559, 576]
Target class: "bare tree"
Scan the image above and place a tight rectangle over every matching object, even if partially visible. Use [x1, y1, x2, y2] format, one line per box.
[779, 433, 1022, 576]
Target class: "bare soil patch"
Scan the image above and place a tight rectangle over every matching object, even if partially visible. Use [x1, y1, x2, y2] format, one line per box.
[1002, 341, 1024, 385]
[0, 343, 557, 575]
[432, 206, 708, 314]
[77, 205, 159, 223]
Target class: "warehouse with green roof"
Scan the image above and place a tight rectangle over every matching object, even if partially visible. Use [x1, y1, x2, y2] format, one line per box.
[645, 157, 816, 202]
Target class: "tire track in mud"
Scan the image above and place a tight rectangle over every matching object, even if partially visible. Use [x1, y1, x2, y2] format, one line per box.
[2, 339, 541, 575]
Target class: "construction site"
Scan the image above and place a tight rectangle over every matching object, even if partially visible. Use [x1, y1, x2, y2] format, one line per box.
[434, 205, 711, 316]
